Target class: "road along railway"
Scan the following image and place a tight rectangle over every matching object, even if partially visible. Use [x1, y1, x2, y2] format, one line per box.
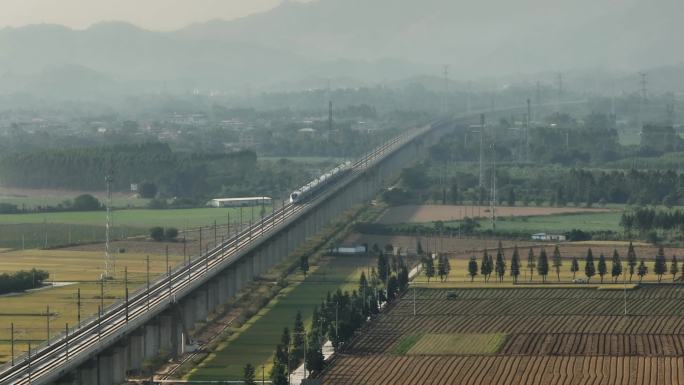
[0, 120, 454, 385]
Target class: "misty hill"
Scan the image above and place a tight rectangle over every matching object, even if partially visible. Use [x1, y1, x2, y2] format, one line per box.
[0, 0, 683, 98]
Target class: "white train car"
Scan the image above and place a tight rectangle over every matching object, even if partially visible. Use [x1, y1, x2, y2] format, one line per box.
[290, 161, 352, 203]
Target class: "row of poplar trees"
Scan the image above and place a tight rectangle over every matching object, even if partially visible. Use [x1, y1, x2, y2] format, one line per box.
[466, 241, 679, 284]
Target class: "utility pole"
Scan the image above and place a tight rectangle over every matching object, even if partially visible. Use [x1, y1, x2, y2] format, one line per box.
[10, 323, 14, 366]
[65, 324, 69, 360]
[124, 266, 129, 323]
[97, 306, 102, 342]
[146, 255, 150, 310]
[27, 342, 31, 383]
[77, 288, 81, 326]
[100, 276, 104, 312]
[46, 305, 50, 344]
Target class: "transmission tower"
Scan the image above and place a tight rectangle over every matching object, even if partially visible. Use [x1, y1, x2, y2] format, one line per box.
[466, 81, 472, 115]
[639, 72, 648, 102]
[443, 65, 449, 115]
[638, 72, 648, 128]
[525, 99, 531, 162]
[556, 73, 563, 112]
[479, 114, 486, 188]
[104, 172, 115, 279]
[490, 138, 497, 230]
[535, 81, 541, 118]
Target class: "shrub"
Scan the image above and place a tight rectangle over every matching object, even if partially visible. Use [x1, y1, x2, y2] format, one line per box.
[165, 227, 179, 241]
[138, 181, 158, 199]
[72, 194, 102, 211]
[150, 227, 165, 241]
[147, 198, 168, 209]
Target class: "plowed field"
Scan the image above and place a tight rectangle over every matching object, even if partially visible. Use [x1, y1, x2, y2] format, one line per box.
[321, 286, 684, 385]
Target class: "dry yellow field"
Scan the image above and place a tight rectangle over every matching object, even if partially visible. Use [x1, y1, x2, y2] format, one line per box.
[376, 205, 611, 224]
[0, 248, 184, 363]
[413, 255, 678, 286]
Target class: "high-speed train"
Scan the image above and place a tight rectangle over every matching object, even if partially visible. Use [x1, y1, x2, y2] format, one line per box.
[290, 161, 352, 203]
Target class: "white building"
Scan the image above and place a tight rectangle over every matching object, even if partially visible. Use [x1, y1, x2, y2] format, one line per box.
[531, 233, 567, 242]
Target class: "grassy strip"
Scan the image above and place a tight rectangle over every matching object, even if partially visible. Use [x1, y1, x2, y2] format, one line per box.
[406, 333, 508, 355]
[0, 207, 265, 228]
[184, 203, 386, 380]
[392, 334, 424, 355]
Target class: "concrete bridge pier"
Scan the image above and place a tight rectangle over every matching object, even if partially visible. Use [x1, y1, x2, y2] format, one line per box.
[127, 330, 145, 373]
[217, 272, 229, 305]
[193, 288, 208, 322]
[143, 321, 160, 360]
[111, 344, 127, 385]
[77, 360, 98, 385]
[53, 372, 77, 385]
[97, 353, 114, 385]
[160, 312, 183, 358]
[246, 255, 255, 281]
[227, 267, 236, 298]
[207, 281, 219, 312]
[234, 261, 244, 292]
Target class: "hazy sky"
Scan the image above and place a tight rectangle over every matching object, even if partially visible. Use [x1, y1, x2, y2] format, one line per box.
[1, 0, 309, 30]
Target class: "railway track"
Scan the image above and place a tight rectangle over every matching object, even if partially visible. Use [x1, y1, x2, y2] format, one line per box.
[0, 123, 433, 385]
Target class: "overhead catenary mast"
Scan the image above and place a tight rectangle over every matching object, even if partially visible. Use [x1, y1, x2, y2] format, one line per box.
[104, 171, 115, 279]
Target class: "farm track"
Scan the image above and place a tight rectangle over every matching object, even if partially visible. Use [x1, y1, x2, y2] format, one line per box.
[324, 286, 684, 384]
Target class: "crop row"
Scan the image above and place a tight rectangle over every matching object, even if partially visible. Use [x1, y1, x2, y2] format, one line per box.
[323, 355, 684, 385]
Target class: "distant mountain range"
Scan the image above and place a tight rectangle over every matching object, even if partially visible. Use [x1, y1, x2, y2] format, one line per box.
[0, 0, 683, 98]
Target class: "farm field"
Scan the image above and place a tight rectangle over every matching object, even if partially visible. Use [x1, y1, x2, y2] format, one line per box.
[346, 233, 539, 256]
[187, 254, 376, 381]
[345, 235, 680, 285]
[321, 286, 684, 385]
[0, 206, 267, 249]
[479, 211, 624, 234]
[0, 248, 184, 364]
[414, 242, 684, 285]
[0, 187, 148, 209]
[376, 204, 612, 224]
[0, 207, 267, 228]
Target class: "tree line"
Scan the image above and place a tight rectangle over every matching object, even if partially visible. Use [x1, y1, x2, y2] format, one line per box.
[0, 269, 49, 295]
[458, 241, 678, 284]
[0, 142, 256, 198]
[621, 208, 684, 237]
[253, 245, 411, 384]
[401, 161, 683, 209]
